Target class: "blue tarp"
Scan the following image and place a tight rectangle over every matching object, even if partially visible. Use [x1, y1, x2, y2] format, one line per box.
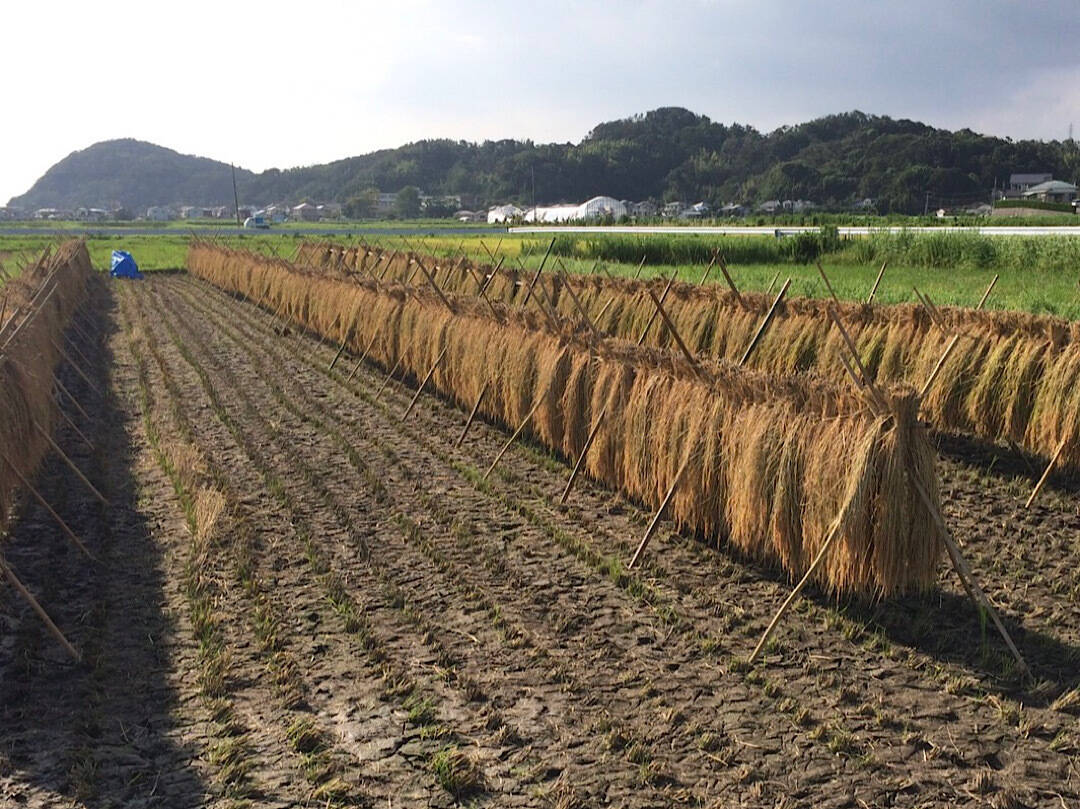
[110, 250, 143, 279]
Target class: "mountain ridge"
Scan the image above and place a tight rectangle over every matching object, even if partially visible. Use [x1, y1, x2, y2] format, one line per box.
[9, 108, 1080, 214]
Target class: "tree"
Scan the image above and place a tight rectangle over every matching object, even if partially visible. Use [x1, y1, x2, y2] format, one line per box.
[395, 186, 421, 219]
[343, 188, 378, 219]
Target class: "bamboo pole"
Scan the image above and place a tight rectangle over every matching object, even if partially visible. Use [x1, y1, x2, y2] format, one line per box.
[560, 272, 600, 338]
[53, 400, 94, 450]
[55, 378, 91, 422]
[479, 256, 504, 297]
[643, 286, 704, 379]
[347, 327, 382, 382]
[977, 274, 999, 310]
[63, 331, 96, 377]
[632, 255, 647, 280]
[521, 238, 556, 307]
[739, 279, 791, 366]
[826, 308, 889, 414]
[628, 453, 692, 569]
[697, 253, 718, 286]
[1025, 435, 1068, 509]
[913, 286, 944, 328]
[374, 356, 405, 402]
[637, 273, 676, 346]
[456, 380, 490, 447]
[1, 454, 97, 561]
[33, 421, 108, 506]
[912, 478, 1028, 675]
[749, 518, 844, 663]
[919, 334, 960, 399]
[595, 296, 616, 323]
[866, 261, 888, 304]
[329, 339, 348, 371]
[815, 261, 840, 306]
[560, 405, 607, 503]
[401, 347, 447, 422]
[716, 255, 744, 306]
[415, 259, 454, 313]
[484, 391, 549, 480]
[765, 270, 781, 295]
[0, 556, 81, 662]
[51, 339, 103, 398]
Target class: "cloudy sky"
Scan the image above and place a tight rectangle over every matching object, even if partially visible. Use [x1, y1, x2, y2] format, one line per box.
[4, 0, 1078, 203]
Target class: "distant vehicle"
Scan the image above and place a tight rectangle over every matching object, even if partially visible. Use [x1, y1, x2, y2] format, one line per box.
[243, 215, 270, 229]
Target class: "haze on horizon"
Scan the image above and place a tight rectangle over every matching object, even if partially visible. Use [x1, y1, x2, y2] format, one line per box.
[5, 0, 1079, 204]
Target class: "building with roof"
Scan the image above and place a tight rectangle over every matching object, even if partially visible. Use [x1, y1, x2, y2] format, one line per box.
[1022, 180, 1078, 203]
[1009, 173, 1053, 193]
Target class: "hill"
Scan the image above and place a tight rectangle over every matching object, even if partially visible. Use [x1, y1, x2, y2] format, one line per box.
[10, 109, 1080, 214]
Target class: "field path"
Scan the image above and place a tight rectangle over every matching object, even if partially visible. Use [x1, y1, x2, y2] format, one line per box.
[1, 273, 1078, 807]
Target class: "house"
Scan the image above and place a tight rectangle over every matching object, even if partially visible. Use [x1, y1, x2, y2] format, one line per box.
[1009, 173, 1053, 194]
[181, 206, 212, 219]
[1022, 180, 1078, 204]
[146, 206, 175, 221]
[75, 207, 110, 221]
[317, 203, 342, 219]
[487, 204, 523, 223]
[625, 200, 658, 218]
[679, 202, 710, 219]
[662, 201, 684, 218]
[758, 200, 782, 214]
[34, 208, 71, 220]
[376, 193, 398, 216]
[454, 210, 485, 223]
[291, 202, 321, 221]
[719, 203, 749, 217]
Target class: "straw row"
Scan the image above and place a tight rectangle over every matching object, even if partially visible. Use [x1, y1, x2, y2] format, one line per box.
[190, 243, 945, 597]
[0, 240, 93, 528]
[297, 241, 1080, 468]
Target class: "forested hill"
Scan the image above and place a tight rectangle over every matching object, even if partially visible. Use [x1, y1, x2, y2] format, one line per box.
[11, 109, 1080, 214]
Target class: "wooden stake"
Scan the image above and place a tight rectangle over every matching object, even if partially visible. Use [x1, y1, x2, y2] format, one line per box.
[401, 347, 447, 422]
[0, 556, 81, 662]
[919, 334, 960, 399]
[977, 274, 999, 310]
[484, 391, 549, 480]
[628, 453, 692, 569]
[348, 327, 382, 382]
[33, 421, 108, 506]
[717, 255, 744, 306]
[633, 255, 647, 280]
[560, 405, 607, 503]
[53, 401, 94, 451]
[414, 259, 454, 313]
[765, 270, 781, 295]
[479, 256, 504, 297]
[560, 273, 599, 338]
[637, 273, 677, 346]
[595, 295, 616, 323]
[328, 339, 348, 371]
[1025, 435, 1068, 509]
[912, 478, 1028, 675]
[697, 253, 718, 286]
[867, 260, 888, 304]
[521, 237, 556, 307]
[739, 279, 791, 366]
[456, 380, 490, 447]
[1, 453, 97, 561]
[50, 339, 103, 398]
[749, 517, 844, 663]
[643, 286, 704, 379]
[826, 308, 889, 414]
[913, 286, 944, 328]
[55, 378, 90, 422]
[815, 261, 840, 306]
[374, 356, 405, 402]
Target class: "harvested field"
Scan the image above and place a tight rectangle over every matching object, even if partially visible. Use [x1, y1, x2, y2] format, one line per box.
[299, 241, 1080, 471]
[1, 264, 1079, 806]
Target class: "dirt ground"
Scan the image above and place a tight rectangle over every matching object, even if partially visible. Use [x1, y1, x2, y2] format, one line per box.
[1, 273, 1078, 808]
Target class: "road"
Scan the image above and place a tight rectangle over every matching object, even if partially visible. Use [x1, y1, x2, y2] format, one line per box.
[509, 224, 1080, 237]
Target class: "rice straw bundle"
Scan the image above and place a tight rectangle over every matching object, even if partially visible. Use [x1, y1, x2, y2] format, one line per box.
[0, 240, 92, 528]
[190, 243, 946, 596]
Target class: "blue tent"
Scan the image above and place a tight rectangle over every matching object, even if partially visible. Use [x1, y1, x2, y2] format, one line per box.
[110, 250, 143, 279]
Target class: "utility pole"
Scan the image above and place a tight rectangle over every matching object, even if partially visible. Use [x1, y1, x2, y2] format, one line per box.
[923, 191, 931, 216]
[231, 163, 241, 228]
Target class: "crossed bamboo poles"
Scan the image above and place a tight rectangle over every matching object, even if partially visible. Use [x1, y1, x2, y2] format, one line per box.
[243, 238, 1036, 677]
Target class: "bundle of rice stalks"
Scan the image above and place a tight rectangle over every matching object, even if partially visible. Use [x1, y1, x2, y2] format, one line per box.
[297, 241, 1080, 468]
[190, 243, 946, 597]
[0, 240, 92, 528]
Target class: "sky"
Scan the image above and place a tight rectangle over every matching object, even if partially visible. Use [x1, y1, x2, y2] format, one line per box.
[4, 0, 1079, 203]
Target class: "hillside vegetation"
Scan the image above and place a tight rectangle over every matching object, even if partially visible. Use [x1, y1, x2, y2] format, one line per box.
[10, 108, 1080, 213]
